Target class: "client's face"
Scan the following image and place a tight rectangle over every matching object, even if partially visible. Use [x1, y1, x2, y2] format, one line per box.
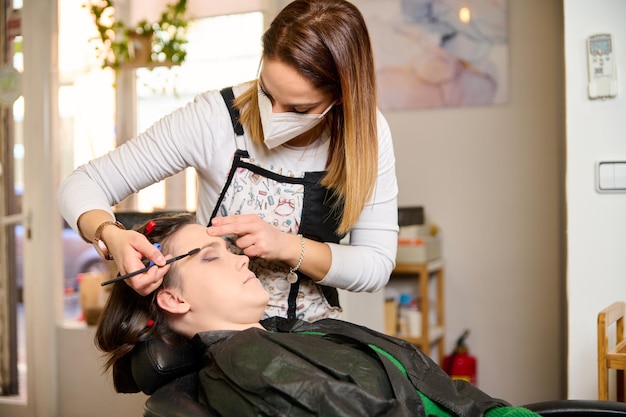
[166, 223, 269, 333]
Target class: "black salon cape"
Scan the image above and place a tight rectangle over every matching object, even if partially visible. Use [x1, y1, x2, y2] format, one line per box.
[191, 317, 509, 417]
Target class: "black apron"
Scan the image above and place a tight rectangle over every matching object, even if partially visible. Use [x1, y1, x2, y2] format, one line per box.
[209, 87, 345, 321]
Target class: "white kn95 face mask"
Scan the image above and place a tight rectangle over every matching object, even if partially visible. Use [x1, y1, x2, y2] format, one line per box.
[258, 85, 333, 149]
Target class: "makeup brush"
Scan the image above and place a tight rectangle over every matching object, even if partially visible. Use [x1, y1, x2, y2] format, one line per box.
[100, 247, 201, 286]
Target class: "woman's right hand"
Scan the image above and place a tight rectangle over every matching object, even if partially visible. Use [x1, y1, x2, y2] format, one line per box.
[102, 226, 169, 296]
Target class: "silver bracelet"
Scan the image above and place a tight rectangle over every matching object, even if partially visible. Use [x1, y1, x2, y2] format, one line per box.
[287, 234, 305, 284]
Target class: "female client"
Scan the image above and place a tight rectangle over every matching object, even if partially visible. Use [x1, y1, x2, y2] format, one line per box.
[96, 212, 538, 417]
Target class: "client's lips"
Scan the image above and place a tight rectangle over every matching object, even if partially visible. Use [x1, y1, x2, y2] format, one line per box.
[244, 274, 257, 284]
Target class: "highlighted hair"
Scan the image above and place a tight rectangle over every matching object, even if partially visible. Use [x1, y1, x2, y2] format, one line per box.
[236, 0, 378, 235]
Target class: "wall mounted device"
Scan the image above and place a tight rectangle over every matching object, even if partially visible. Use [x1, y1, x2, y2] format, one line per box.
[587, 33, 618, 99]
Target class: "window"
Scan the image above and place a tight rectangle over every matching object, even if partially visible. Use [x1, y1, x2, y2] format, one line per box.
[134, 12, 263, 212]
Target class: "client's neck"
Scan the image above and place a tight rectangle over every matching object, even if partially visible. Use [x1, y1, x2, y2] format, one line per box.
[174, 318, 265, 339]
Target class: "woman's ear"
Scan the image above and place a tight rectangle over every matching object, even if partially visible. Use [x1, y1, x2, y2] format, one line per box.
[156, 288, 190, 314]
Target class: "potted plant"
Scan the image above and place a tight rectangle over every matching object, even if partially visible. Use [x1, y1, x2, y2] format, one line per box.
[85, 0, 189, 70]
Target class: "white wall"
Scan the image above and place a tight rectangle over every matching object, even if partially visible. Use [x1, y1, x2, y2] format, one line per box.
[384, 0, 564, 405]
[57, 326, 146, 417]
[564, 0, 626, 400]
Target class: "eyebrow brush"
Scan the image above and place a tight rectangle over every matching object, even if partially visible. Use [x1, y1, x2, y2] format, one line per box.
[100, 247, 201, 286]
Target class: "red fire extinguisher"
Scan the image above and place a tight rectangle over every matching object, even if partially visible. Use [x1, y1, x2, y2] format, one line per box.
[443, 330, 477, 386]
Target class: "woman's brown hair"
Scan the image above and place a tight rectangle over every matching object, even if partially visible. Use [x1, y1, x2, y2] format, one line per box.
[235, 0, 378, 235]
[94, 212, 197, 389]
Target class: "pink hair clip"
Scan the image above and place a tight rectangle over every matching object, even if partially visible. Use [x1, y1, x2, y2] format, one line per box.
[146, 319, 154, 328]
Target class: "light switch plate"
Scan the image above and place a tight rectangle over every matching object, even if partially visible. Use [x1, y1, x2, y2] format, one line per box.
[597, 161, 626, 193]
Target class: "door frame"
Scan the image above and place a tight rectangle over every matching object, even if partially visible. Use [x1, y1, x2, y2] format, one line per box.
[0, 0, 61, 415]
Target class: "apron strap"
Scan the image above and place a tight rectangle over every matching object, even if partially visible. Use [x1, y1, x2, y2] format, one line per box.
[220, 87, 244, 136]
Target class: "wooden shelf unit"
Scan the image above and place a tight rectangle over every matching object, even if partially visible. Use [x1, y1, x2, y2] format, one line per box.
[389, 259, 445, 359]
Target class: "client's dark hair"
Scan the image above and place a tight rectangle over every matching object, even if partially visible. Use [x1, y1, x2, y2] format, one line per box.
[94, 212, 197, 389]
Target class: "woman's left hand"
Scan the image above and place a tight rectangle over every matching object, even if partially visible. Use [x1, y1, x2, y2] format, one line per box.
[207, 214, 290, 261]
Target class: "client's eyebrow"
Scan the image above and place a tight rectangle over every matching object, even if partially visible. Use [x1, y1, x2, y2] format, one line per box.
[197, 240, 225, 254]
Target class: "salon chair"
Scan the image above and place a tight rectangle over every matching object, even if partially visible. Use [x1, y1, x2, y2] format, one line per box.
[126, 338, 626, 417]
[524, 400, 626, 417]
[124, 337, 214, 417]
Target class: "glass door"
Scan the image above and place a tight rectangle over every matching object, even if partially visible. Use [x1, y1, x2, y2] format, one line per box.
[0, 2, 58, 415]
[0, 0, 26, 401]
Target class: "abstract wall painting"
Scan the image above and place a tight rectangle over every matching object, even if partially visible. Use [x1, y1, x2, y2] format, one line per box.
[358, 0, 510, 110]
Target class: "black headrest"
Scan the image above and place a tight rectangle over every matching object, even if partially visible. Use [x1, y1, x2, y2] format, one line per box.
[130, 337, 202, 395]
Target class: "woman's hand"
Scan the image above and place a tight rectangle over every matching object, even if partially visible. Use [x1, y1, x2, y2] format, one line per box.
[207, 214, 293, 262]
[102, 227, 170, 296]
[207, 214, 333, 282]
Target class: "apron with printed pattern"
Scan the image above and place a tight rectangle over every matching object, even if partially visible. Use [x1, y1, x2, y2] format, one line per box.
[210, 88, 345, 321]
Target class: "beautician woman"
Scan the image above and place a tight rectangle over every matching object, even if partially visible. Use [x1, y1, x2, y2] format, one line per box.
[57, 0, 399, 322]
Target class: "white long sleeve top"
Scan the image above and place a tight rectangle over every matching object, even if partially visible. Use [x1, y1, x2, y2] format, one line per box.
[57, 82, 399, 292]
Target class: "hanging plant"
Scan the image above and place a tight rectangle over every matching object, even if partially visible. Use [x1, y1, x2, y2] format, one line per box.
[85, 0, 189, 70]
